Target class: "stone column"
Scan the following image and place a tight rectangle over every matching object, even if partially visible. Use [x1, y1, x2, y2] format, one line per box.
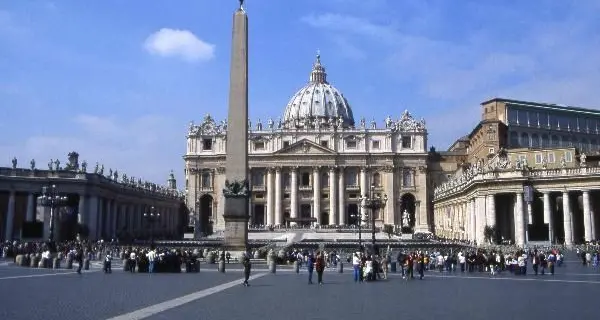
[470, 199, 476, 242]
[111, 202, 118, 239]
[313, 167, 321, 225]
[4, 191, 15, 240]
[337, 167, 345, 225]
[514, 192, 525, 246]
[78, 195, 87, 225]
[26, 193, 36, 222]
[359, 168, 367, 196]
[475, 196, 486, 244]
[266, 169, 274, 226]
[562, 192, 573, 246]
[384, 168, 395, 224]
[329, 167, 338, 225]
[486, 194, 496, 227]
[97, 198, 104, 240]
[274, 168, 282, 226]
[583, 190, 592, 242]
[543, 192, 553, 243]
[129, 204, 135, 234]
[88, 196, 99, 240]
[290, 167, 298, 226]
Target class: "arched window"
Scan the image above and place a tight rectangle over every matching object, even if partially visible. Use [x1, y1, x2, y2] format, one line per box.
[520, 132, 530, 147]
[562, 135, 572, 147]
[531, 134, 540, 148]
[372, 172, 381, 187]
[581, 138, 589, 151]
[510, 131, 519, 147]
[402, 168, 413, 187]
[541, 134, 549, 148]
[551, 135, 560, 147]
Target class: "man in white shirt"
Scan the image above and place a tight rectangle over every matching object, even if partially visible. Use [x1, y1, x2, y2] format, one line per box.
[147, 250, 157, 273]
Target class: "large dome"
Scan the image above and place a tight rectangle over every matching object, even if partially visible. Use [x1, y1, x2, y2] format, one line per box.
[282, 53, 355, 128]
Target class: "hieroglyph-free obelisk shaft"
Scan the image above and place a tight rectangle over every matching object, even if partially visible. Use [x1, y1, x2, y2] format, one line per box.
[222, 4, 249, 250]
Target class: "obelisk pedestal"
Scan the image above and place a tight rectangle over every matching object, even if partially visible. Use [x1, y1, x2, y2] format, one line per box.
[222, 4, 249, 251]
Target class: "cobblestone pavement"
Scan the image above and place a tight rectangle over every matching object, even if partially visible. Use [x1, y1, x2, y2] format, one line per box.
[0, 258, 599, 320]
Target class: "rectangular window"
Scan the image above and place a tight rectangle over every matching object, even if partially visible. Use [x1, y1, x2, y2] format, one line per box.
[402, 136, 412, 148]
[547, 152, 555, 163]
[346, 140, 357, 149]
[535, 153, 543, 164]
[254, 141, 265, 150]
[372, 140, 380, 149]
[345, 170, 358, 186]
[565, 151, 573, 162]
[322, 193, 329, 199]
[283, 141, 290, 148]
[252, 172, 264, 186]
[202, 138, 213, 150]
[283, 193, 290, 199]
[320, 140, 329, 148]
[255, 193, 264, 199]
[489, 147, 495, 154]
[349, 193, 357, 199]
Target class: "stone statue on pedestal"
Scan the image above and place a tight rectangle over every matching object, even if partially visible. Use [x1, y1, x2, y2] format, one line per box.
[581, 153, 587, 166]
[99, 165, 104, 175]
[402, 210, 410, 227]
[81, 161, 87, 173]
[48, 159, 53, 170]
[30, 159, 35, 170]
[54, 159, 60, 171]
[11, 157, 17, 169]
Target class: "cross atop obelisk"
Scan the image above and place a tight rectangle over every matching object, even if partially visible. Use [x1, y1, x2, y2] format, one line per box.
[222, 1, 249, 251]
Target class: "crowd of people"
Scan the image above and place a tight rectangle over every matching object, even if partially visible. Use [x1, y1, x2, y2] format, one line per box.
[3, 239, 600, 287]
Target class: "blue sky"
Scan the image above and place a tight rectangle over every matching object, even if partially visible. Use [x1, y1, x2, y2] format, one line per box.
[2, 0, 600, 186]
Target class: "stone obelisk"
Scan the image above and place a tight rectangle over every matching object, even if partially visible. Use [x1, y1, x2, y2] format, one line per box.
[222, 0, 249, 250]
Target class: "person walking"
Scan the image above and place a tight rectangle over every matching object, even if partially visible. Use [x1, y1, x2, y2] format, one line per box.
[352, 253, 361, 282]
[315, 252, 325, 285]
[75, 247, 84, 274]
[307, 253, 315, 284]
[103, 253, 112, 274]
[242, 252, 252, 286]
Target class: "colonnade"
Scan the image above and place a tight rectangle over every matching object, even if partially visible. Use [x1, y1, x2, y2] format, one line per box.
[434, 189, 598, 246]
[262, 166, 398, 226]
[2, 191, 179, 241]
[77, 195, 179, 240]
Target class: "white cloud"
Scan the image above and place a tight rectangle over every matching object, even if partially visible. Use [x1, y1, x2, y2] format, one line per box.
[144, 28, 215, 62]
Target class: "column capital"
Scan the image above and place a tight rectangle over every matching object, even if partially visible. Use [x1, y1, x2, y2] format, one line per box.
[329, 166, 338, 172]
[312, 166, 322, 172]
[289, 166, 298, 172]
[582, 189, 591, 194]
[274, 166, 282, 172]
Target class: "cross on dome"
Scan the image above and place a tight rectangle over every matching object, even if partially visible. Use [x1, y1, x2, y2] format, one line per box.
[310, 50, 327, 84]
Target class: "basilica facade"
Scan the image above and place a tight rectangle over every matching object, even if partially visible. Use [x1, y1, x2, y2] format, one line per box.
[184, 54, 430, 235]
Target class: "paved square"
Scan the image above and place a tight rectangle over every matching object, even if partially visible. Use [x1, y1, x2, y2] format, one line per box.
[0, 258, 599, 320]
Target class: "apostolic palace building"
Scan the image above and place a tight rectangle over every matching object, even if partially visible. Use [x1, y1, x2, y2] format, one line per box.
[185, 53, 600, 246]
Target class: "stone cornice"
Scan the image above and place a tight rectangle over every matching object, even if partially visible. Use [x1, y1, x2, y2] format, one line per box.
[434, 165, 600, 201]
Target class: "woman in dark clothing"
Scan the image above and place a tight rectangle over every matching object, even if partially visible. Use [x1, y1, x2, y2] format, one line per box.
[315, 252, 325, 285]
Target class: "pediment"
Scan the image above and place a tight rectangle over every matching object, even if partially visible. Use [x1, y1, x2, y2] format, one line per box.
[274, 139, 336, 155]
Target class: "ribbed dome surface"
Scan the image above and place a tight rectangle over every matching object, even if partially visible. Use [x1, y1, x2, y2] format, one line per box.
[282, 53, 355, 128]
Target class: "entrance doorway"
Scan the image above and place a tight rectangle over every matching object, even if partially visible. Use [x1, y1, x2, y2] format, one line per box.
[253, 204, 265, 226]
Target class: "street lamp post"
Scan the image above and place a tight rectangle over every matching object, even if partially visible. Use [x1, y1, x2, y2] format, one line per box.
[359, 184, 388, 253]
[143, 206, 160, 246]
[38, 184, 69, 249]
[350, 213, 363, 252]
